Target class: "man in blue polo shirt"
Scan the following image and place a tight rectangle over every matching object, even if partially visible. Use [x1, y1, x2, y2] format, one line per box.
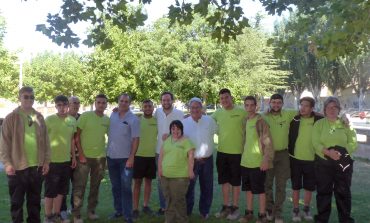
[107, 93, 140, 223]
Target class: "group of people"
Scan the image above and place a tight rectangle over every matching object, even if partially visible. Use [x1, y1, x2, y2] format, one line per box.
[0, 86, 357, 223]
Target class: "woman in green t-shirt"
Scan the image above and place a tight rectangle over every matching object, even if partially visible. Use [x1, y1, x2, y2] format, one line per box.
[158, 120, 195, 223]
[312, 97, 357, 223]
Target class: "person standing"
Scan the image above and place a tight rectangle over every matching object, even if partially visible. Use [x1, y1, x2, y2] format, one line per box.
[107, 93, 140, 223]
[158, 120, 195, 223]
[312, 97, 357, 223]
[154, 91, 184, 215]
[132, 99, 157, 218]
[72, 94, 110, 223]
[183, 97, 217, 219]
[44, 95, 77, 223]
[288, 97, 323, 222]
[0, 86, 50, 223]
[212, 88, 248, 220]
[239, 96, 274, 223]
[262, 94, 297, 223]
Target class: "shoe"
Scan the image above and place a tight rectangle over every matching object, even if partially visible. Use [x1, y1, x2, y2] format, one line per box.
[227, 206, 240, 220]
[60, 211, 69, 220]
[215, 205, 231, 218]
[256, 213, 268, 223]
[156, 208, 165, 216]
[43, 215, 55, 223]
[87, 211, 99, 220]
[274, 216, 284, 223]
[201, 213, 209, 219]
[292, 208, 301, 222]
[73, 216, 83, 223]
[142, 206, 153, 215]
[266, 209, 273, 221]
[108, 212, 123, 219]
[302, 206, 313, 221]
[238, 210, 254, 223]
[57, 213, 70, 223]
[132, 210, 139, 219]
[125, 218, 133, 223]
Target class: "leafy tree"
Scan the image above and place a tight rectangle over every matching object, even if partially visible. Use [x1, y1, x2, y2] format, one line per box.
[35, 0, 249, 49]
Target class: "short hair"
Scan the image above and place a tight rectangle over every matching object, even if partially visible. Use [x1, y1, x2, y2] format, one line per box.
[189, 97, 202, 107]
[19, 86, 34, 97]
[323, 96, 341, 115]
[54, 95, 69, 104]
[219, 88, 231, 96]
[300, 97, 315, 108]
[69, 96, 80, 103]
[270, 93, 283, 102]
[161, 91, 174, 100]
[118, 93, 131, 102]
[95, 94, 108, 101]
[142, 99, 153, 105]
[244, 96, 257, 105]
[169, 120, 184, 136]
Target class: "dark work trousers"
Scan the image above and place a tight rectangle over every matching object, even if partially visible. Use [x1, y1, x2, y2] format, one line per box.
[61, 163, 74, 212]
[314, 156, 354, 223]
[7, 166, 43, 223]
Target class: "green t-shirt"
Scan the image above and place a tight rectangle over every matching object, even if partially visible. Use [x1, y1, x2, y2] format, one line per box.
[293, 117, 315, 161]
[312, 118, 358, 159]
[136, 116, 157, 157]
[20, 111, 38, 167]
[162, 136, 195, 178]
[46, 114, 77, 163]
[263, 109, 297, 151]
[241, 116, 262, 168]
[212, 107, 248, 154]
[77, 111, 110, 158]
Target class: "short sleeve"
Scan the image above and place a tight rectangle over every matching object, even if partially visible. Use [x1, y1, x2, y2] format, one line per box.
[131, 117, 140, 138]
[77, 112, 87, 130]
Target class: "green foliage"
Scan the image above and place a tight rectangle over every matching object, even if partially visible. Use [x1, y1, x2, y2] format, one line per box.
[34, 0, 250, 48]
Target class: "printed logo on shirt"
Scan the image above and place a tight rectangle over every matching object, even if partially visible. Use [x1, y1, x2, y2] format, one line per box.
[230, 114, 241, 118]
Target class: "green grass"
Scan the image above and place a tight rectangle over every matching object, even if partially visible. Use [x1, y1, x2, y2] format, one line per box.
[1, 159, 370, 222]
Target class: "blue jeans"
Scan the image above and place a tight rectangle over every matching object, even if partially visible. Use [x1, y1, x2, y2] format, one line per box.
[155, 154, 166, 209]
[186, 155, 214, 216]
[107, 157, 133, 219]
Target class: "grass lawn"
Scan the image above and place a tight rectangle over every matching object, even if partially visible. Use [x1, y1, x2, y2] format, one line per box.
[1, 158, 370, 223]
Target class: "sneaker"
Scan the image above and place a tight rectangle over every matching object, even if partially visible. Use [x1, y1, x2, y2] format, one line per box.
[43, 215, 55, 223]
[60, 211, 69, 220]
[238, 210, 254, 223]
[256, 213, 268, 223]
[125, 218, 133, 223]
[215, 205, 231, 218]
[108, 212, 123, 219]
[142, 206, 153, 215]
[73, 216, 83, 223]
[227, 206, 240, 220]
[57, 213, 70, 223]
[292, 208, 301, 222]
[156, 208, 165, 216]
[302, 206, 313, 221]
[201, 213, 209, 220]
[266, 209, 273, 221]
[274, 216, 284, 223]
[132, 210, 139, 219]
[87, 211, 99, 220]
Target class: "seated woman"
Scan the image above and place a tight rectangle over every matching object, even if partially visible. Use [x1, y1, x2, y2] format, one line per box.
[312, 96, 357, 223]
[158, 120, 195, 223]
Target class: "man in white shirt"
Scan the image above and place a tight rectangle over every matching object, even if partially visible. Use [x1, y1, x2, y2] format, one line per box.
[183, 97, 217, 219]
[154, 91, 184, 215]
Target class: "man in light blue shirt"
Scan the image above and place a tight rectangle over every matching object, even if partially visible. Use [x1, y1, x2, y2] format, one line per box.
[107, 93, 140, 223]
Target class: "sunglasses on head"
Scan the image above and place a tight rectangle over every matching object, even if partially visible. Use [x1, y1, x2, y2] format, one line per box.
[23, 95, 35, 100]
[27, 115, 33, 127]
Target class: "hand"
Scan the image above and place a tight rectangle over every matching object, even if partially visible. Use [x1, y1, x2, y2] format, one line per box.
[126, 156, 134, 168]
[260, 159, 269, 171]
[189, 171, 195, 180]
[162, 133, 169, 141]
[5, 165, 15, 176]
[71, 158, 77, 169]
[327, 149, 341, 160]
[112, 107, 118, 112]
[158, 168, 163, 178]
[79, 154, 87, 163]
[42, 163, 49, 175]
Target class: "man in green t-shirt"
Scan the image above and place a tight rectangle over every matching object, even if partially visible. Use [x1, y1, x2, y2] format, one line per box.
[262, 94, 297, 223]
[212, 88, 248, 220]
[0, 86, 50, 223]
[44, 95, 77, 223]
[288, 97, 323, 222]
[72, 94, 110, 223]
[132, 99, 157, 218]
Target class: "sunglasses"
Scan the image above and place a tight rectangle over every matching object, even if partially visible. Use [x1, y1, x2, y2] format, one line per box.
[27, 115, 33, 127]
[23, 95, 35, 100]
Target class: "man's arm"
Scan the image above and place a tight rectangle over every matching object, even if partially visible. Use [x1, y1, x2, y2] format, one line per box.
[75, 128, 86, 163]
[0, 116, 15, 175]
[126, 137, 139, 168]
